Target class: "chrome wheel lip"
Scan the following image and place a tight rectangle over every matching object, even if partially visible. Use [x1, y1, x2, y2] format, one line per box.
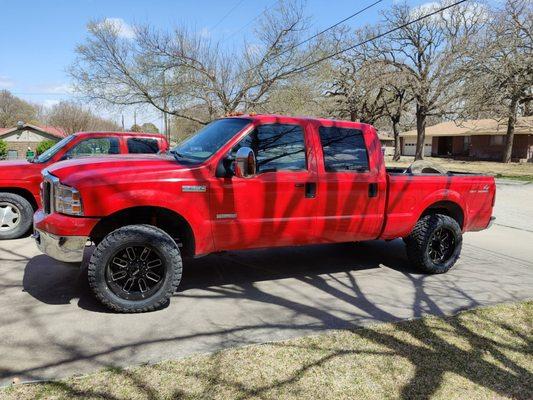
[0, 202, 22, 232]
[105, 244, 166, 301]
[428, 227, 456, 264]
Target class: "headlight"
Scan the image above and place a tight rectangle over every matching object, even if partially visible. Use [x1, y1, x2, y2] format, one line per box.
[54, 183, 83, 216]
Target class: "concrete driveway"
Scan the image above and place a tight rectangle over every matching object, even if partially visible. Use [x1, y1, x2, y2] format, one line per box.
[0, 182, 532, 385]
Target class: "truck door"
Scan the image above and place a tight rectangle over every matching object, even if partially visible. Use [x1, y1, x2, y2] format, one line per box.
[210, 122, 318, 251]
[313, 123, 386, 242]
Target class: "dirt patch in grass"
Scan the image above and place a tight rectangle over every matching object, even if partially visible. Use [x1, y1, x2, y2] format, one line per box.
[3, 301, 532, 400]
[386, 156, 533, 180]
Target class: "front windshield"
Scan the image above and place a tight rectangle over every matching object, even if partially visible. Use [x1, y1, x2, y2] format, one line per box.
[172, 118, 251, 163]
[34, 135, 76, 163]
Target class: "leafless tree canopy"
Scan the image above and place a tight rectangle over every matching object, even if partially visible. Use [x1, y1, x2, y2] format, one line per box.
[70, 1, 324, 125]
[0, 90, 41, 128]
[46, 101, 120, 135]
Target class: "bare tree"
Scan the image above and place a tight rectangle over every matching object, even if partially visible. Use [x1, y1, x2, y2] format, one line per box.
[46, 101, 120, 134]
[463, 0, 532, 162]
[372, 1, 486, 160]
[0, 90, 40, 128]
[70, 1, 319, 125]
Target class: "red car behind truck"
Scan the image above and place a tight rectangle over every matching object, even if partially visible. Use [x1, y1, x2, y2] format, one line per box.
[0, 131, 168, 240]
[33, 114, 495, 312]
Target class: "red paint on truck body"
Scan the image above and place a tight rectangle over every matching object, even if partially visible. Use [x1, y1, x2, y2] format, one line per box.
[0, 131, 168, 209]
[34, 115, 495, 256]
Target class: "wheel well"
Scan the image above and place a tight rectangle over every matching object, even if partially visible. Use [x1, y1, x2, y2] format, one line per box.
[90, 207, 195, 257]
[421, 201, 464, 229]
[0, 188, 38, 210]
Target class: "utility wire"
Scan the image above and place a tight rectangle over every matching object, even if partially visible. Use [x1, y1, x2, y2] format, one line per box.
[223, 0, 282, 41]
[246, 0, 468, 90]
[210, 0, 247, 31]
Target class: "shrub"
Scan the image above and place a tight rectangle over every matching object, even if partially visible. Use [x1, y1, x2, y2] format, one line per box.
[36, 140, 56, 155]
[0, 139, 7, 160]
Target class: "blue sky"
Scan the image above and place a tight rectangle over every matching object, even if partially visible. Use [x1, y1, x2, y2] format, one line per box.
[0, 0, 439, 127]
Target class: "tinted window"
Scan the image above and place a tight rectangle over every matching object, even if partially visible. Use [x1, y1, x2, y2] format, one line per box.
[67, 138, 120, 157]
[318, 127, 369, 172]
[173, 118, 251, 162]
[233, 124, 306, 172]
[127, 138, 159, 154]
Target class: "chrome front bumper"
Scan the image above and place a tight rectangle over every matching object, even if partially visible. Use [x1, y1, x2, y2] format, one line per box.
[33, 229, 88, 263]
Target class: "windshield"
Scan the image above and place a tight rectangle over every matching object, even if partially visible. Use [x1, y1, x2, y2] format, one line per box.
[172, 118, 251, 163]
[34, 135, 76, 163]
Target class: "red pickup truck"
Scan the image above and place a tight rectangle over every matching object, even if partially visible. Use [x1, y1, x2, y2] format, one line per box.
[0, 131, 168, 239]
[33, 115, 495, 312]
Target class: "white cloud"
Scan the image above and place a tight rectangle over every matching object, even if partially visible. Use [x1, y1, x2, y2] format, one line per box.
[412, 1, 487, 22]
[42, 99, 61, 108]
[99, 17, 136, 39]
[199, 27, 211, 39]
[0, 75, 14, 89]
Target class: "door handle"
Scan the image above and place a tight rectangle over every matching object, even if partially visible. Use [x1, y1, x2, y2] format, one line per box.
[294, 183, 304, 188]
[368, 183, 378, 198]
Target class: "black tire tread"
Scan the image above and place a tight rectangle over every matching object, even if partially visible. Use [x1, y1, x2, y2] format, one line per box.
[88, 224, 182, 313]
[405, 214, 462, 274]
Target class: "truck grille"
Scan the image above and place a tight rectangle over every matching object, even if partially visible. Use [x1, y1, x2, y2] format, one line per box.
[42, 181, 52, 214]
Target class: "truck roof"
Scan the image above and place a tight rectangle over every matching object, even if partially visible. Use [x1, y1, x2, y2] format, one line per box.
[72, 131, 166, 139]
[226, 113, 373, 129]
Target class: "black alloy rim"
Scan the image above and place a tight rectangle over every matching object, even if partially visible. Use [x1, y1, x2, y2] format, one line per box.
[428, 227, 456, 264]
[105, 245, 166, 301]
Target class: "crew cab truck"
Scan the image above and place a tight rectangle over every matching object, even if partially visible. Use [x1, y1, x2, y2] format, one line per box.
[33, 115, 495, 313]
[0, 131, 168, 239]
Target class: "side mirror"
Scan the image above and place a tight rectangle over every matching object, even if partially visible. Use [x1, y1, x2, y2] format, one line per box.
[234, 147, 256, 178]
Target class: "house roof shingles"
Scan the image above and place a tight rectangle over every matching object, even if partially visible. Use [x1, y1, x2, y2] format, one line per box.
[400, 116, 533, 138]
[0, 123, 66, 139]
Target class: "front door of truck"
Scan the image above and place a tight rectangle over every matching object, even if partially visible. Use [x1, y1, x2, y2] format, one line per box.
[314, 123, 386, 242]
[210, 122, 318, 251]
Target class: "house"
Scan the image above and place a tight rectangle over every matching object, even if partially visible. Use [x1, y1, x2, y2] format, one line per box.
[400, 116, 533, 161]
[377, 132, 395, 156]
[0, 122, 66, 159]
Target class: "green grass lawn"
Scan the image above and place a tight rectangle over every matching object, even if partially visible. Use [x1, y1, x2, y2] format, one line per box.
[3, 301, 532, 400]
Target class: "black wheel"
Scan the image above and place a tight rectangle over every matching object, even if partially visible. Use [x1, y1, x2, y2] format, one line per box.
[0, 193, 34, 240]
[404, 214, 462, 274]
[88, 224, 182, 312]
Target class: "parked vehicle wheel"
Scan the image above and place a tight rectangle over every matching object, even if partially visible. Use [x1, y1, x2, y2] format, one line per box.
[88, 224, 182, 313]
[0, 193, 33, 240]
[404, 214, 462, 274]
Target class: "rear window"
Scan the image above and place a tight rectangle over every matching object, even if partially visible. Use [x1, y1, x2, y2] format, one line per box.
[318, 126, 369, 172]
[127, 138, 160, 154]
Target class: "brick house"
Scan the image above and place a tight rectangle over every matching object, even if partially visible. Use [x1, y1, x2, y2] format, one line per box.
[0, 122, 66, 159]
[400, 116, 533, 161]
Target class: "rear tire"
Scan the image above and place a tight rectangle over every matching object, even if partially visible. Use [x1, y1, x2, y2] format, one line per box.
[0, 193, 33, 240]
[88, 224, 182, 313]
[404, 214, 462, 274]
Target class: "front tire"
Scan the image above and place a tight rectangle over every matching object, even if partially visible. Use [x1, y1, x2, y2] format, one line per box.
[88, 225, 182, 312]
[404, 214, 462, 274]
[0, 193, 33, 240]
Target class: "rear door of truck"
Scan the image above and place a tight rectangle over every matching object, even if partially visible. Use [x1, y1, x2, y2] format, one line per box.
[311, 120, 387, 242]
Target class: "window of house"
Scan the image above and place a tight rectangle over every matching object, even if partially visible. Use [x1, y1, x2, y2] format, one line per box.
[318, 126, 369, 172]
[7, 150, 18, 160]
[66, 137, 120, 158]
[127, 138, 159, 154]
[490, 136, 505, 146]
[232, 123, 307, 172]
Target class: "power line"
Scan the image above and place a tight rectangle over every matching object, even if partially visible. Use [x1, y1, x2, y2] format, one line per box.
[210, 0, 247, 31]
[272, 0, 384, 62]
[223, 0, 282, 41]
[247, 0, 468, 90]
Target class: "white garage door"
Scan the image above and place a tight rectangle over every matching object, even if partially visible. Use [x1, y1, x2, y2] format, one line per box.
[402, 138, 432, 156]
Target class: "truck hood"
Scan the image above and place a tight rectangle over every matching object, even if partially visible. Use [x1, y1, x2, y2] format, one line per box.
[45, 154, 194, 186]
[0, 159, 44, 181]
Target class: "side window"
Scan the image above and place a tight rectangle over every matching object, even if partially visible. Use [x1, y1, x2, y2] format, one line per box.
[318, 126, 369, 172]
[127, 138, 159, 154]
[232, 124, 307, 173]
[67, 138, 120, 158]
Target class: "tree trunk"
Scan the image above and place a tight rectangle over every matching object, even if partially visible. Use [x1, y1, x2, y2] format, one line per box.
[415, 104, 427, 161]
[392, 117, 401, 161]
[502, 98, 518, 163]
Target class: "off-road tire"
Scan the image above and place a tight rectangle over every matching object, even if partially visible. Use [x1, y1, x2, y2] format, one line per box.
[88, 224, 182, 313]
[0, 192, 34, 240]
[404, 214, 462, 274]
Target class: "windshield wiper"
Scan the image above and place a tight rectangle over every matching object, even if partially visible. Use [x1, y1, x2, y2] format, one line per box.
[169, 149, 186, 161]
